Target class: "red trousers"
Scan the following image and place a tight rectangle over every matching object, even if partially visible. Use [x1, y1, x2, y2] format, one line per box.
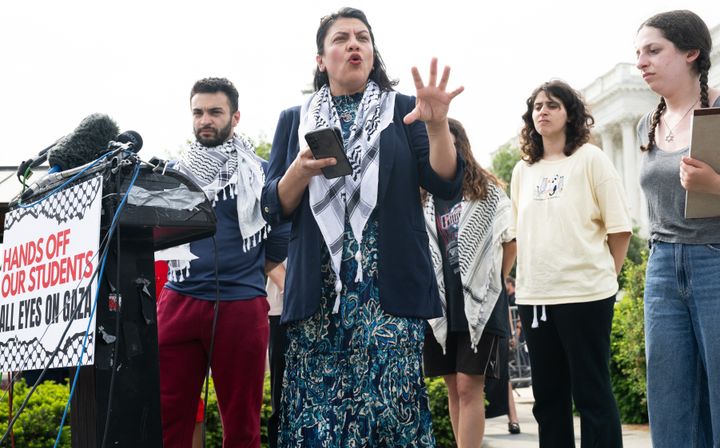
[157, 288, 269, 448]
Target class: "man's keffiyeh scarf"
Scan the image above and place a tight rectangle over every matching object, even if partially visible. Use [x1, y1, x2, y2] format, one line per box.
[159, 134, 268, 282]
[298, 81, 396, 312]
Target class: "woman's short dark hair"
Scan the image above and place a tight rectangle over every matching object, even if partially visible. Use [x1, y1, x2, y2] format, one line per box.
[313, 7, 397, 92]
[638, 10, 712, 151]
[519, 80, 595, 165]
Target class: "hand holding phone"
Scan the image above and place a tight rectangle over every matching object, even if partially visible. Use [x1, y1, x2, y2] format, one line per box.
[304, 127, 353, 179]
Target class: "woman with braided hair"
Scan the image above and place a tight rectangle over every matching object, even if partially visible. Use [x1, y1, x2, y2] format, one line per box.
[635, 10, 720, 447]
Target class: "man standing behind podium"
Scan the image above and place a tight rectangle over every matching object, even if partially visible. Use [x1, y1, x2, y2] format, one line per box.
[157, 77, 288, 447]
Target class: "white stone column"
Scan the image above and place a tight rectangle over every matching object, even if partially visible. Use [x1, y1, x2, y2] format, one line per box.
[599, 128, 617, 173]
[621, 120, 641, 226]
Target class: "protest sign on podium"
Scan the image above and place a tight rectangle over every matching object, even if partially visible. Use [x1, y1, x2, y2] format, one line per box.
[1, 175, 102, 372]
[3, 163, 216, 447]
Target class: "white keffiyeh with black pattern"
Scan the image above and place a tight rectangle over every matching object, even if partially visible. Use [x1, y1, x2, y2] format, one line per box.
[299, 81, 396, 312]
[158, 134, 268, 282]
[424, 183, 512, 352]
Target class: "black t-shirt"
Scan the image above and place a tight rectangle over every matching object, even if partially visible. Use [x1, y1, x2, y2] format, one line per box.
[433, 194, 510, 337]
[434, 193, 467, 332]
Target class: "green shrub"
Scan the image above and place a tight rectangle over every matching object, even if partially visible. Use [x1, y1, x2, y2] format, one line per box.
[2, 371, 450, 447]
[0, 376, 267, 448]
[206, 376, 452, 447]
[202, 375, 272, 447]
[260, 377, 272, 444]
[0, 379, 71, 447]
[610, 251, 648, 424]
[617, 230, 645, 290]
[424, 377, 455, 448]
[200, 377, 222, 448]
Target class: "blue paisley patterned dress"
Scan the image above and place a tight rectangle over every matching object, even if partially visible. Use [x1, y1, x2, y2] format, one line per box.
[278, 94, 436, 447]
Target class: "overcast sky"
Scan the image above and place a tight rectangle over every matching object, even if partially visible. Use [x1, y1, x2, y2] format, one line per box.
[2, 0, 719, 174]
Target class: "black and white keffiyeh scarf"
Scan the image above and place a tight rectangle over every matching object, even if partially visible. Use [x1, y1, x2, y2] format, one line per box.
[160, 134, 268, 282]
[424, 183, 512, 352]
[299, 81, 396, 312]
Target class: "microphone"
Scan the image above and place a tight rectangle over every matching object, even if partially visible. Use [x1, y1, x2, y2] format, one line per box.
[15, 119, 143, 206]
[16, 158, 111, 204]
[107, 130, 143, 154]
[47, 113, 120, 172]
[16, 130, 144, 205]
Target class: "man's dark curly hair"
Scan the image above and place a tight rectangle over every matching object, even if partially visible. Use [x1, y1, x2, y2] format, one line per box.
[190, 77, 239, 114]
[519, 80, 595, 165]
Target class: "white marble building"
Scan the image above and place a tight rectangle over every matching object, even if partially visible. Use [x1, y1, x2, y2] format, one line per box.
[583, 24, 720, 236]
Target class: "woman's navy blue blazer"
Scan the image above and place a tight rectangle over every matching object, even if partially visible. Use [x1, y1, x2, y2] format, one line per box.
[261, 94, 464, 324]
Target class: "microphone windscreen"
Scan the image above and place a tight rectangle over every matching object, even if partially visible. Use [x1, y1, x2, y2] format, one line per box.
[48, 113, 119, 171]
[115, 130, 143, 152]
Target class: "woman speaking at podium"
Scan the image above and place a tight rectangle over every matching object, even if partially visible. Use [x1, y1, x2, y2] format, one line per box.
[262, 7, 464, 446]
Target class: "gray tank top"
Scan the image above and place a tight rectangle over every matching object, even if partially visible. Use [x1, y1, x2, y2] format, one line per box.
[637, 97, 720, 244]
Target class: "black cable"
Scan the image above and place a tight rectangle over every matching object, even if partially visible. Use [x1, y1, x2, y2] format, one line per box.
[1, 161, 139, 444]
[201, 235, 221, 448]
[18, 165, 32, 193]
[100, 215, 122, 448]
[3, 157, 148, 445]
[52, 163, 142, 446]
[0, 214, 119, 401]
[0, 169, 123, 394]
[0, 235, 112, 444]
[0, 189, 129, 399]
[7, 372, 15, 448]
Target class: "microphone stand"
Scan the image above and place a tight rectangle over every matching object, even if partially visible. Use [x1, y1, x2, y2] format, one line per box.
[16, 140, 62, 184]
[10, 147, 140, 209]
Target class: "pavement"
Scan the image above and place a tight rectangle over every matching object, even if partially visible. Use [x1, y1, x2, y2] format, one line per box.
[482, 386, 651, 447]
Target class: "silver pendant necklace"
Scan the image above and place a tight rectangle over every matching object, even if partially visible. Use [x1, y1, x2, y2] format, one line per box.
[662, 99, 699, 143]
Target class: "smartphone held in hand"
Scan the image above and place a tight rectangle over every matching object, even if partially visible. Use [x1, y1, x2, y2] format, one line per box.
[304, 127, 353, 179]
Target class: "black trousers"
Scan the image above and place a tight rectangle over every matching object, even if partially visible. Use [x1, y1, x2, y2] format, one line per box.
[518, 297, 623, 448]
[267, 315, 287, 448]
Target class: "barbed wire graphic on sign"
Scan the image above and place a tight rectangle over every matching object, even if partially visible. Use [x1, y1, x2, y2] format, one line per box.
[5, 175, 102, 229]
[0, 332, 94, 371]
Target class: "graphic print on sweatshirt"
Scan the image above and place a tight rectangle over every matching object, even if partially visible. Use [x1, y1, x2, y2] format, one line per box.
[534, 174, 566, 201]
[435, 201, 462, 274]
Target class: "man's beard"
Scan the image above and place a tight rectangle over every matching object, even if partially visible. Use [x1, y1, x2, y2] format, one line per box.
[195, 120, 234, 147]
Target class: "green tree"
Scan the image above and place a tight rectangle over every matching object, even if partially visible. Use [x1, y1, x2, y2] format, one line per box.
[254, 140, 271, 161]
[489, 143, 521, 192]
